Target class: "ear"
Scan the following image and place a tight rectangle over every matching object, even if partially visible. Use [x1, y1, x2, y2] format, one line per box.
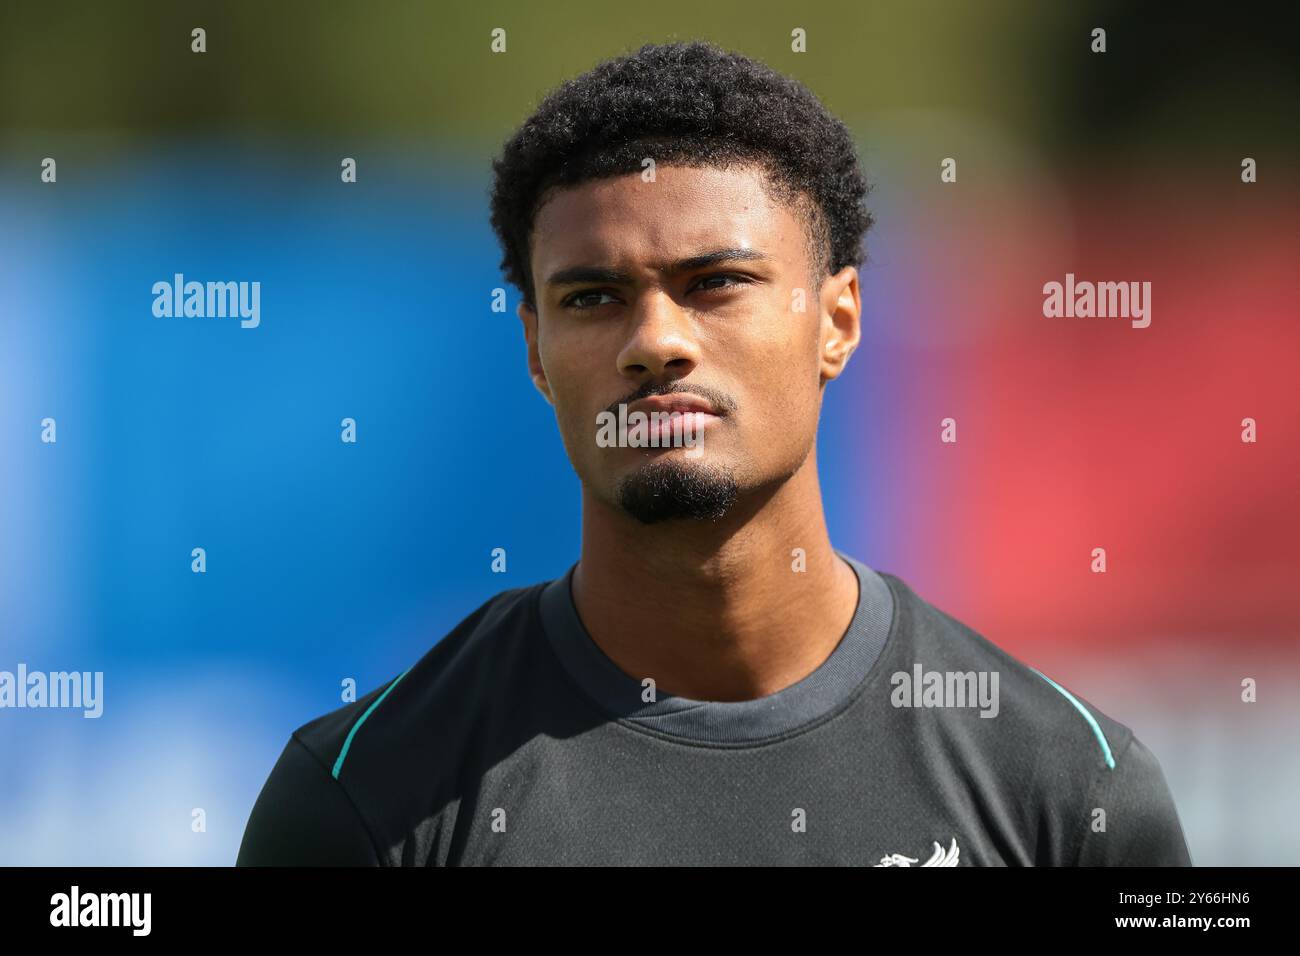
[517, 299, 555, 404]
[818, 266, 861, 384]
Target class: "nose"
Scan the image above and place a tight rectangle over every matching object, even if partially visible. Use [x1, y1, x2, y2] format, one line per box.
[616, 289, 701, 382]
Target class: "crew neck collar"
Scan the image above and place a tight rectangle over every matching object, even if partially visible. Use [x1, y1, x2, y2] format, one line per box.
[538, 550, 896, 745]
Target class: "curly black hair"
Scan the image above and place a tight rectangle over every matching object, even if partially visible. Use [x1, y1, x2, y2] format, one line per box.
[489, 40, 873, 310]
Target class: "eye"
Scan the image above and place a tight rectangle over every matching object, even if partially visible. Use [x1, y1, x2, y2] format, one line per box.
[693, 273, 752, 294]
[562, 274, 752, 310]
[562, 289, 619, 311]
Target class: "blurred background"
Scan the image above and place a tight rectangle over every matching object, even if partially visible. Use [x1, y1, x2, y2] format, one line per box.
[1, 1, 1296, 865]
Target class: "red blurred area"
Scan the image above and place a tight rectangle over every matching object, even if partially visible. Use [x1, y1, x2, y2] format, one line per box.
[898, 181, 1300, 653]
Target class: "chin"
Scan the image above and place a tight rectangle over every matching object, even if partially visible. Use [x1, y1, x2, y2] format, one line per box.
[614, 456, 741, 525]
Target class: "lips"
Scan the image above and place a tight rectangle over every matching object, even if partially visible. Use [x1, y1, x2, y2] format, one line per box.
[625, 395, 721, 418]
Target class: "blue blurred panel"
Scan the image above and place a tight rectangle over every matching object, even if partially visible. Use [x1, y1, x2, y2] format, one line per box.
[0, 141, 584, 863]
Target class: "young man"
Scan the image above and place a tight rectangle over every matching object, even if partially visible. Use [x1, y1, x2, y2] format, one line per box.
[237, 40, 1192, 866]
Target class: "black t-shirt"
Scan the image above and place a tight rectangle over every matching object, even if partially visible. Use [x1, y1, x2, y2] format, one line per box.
[236, 553, 1193, 866]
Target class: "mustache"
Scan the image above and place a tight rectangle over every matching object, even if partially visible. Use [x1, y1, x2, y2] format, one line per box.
[603, 381, 738, 418]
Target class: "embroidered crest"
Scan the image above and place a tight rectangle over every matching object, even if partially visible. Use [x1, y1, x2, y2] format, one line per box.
[873, 837, 960, 867]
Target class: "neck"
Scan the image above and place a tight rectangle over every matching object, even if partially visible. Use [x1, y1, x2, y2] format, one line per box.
[571, 449, 859, 701]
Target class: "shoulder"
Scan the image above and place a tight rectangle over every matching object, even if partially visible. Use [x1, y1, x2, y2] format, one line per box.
[293, 579, 550, 781]
[239, 579, 553, 865]
[879, 570, 1133, 767]
[878, 571, 1190, 864]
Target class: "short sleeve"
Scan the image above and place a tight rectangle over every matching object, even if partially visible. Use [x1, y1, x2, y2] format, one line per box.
[1075, 734, 1193, 866]
[236, 735, 383, 866]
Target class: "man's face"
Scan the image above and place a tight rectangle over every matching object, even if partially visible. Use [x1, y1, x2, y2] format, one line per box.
[519, 162, 859, 523]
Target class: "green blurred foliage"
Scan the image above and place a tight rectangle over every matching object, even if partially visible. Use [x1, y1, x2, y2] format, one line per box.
[0, 0, 1294, 158]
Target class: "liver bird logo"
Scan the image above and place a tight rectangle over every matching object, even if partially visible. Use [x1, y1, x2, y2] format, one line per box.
[873, 837, 961, 867]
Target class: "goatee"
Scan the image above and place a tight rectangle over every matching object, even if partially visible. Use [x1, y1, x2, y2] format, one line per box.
[617, 457, 739, 524]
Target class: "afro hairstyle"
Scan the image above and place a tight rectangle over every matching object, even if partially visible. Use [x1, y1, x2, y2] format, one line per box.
[488, 40, 873, 310]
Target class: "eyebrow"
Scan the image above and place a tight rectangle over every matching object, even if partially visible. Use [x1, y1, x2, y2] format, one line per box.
[544, 247, 772, 288]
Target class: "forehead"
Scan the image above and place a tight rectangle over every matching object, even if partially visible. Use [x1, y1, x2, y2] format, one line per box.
[529, 163, 803, 274]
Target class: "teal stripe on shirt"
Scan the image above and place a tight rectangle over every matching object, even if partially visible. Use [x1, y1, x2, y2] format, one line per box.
[1031, 668, 1116, 770]
[332, 667, 412, 779]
